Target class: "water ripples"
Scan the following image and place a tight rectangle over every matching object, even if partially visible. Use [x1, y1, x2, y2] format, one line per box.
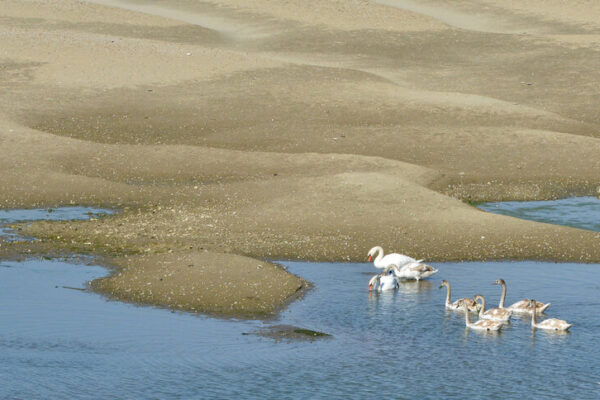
[2, 258, 599, 398]
[478, 196, 600, 232]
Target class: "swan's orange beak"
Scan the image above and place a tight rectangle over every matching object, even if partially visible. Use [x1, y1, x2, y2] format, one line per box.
[367, 255, 372, 262]
[369, 284, 373, 291]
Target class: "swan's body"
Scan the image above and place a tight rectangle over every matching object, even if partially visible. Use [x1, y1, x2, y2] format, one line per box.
[367, 246, 420, 270]
[439, 280, 480, 312]
[474, 294, 512, 322]
[494, 279, 551, 314]
[368, 267, 399, 292]
[508, 299, 551, 314]
[463, 302, 503, 331]
[395, 261, 438, 280]
[529, 300, 572, 331]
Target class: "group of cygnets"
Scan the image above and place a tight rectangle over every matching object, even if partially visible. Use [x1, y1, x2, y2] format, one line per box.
[367, 246, 572, 332]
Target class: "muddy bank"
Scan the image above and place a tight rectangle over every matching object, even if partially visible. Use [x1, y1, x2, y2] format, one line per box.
[2, 0, 600, 317]
[92, 252, 307, 318]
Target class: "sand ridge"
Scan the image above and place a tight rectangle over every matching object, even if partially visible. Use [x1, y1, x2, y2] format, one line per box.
[1, 0, 600, 317]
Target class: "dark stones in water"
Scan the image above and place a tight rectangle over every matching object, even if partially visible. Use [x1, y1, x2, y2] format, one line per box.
[245, 324, 332, 341]
[292, 328, 329, 337]
[59, 285, 88, 292]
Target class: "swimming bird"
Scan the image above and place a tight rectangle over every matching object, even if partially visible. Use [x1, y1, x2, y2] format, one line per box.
[368, 266, 399, 292]
[474, 294, 512, 322]
[439, 280, 480, 312]
[367, 246, 421, 270]
[528, 299, 572, 331]
[392, 261, 438, 280]
[462, 302, 503, 331]
[493, 279, 551, 314]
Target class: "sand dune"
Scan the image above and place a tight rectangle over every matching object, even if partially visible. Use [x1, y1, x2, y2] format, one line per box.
[2, 0, 600, 316]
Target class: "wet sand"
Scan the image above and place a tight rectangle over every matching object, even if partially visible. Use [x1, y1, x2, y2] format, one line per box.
[2, 0, 600, 316]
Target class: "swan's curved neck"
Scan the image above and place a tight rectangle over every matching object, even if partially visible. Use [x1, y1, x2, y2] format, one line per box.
[369, 275, 380, 291]
[531, 305, 537, 327]
[444, 284, 451, 306]
[373, 246, 384, 267]
[478, 297, 486, 317]
[464, 306, 471, 326]
[499, 283, 506, 308]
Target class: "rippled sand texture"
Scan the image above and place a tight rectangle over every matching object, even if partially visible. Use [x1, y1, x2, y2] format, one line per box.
[2, 0, 600, 315]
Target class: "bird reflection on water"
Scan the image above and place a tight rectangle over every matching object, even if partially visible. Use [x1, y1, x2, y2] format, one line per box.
[367, 279, 433, 314]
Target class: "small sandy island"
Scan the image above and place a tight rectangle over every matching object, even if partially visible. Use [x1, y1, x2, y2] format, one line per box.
[1, 0, 600, 317]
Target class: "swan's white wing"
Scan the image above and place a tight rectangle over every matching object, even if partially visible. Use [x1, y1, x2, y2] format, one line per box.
[398, 261, 422, 270]
[394, 262, 422, 279]
[380, 253, 416, 268]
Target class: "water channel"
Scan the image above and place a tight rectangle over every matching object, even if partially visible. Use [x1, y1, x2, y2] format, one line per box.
[1, 203, 599, 399]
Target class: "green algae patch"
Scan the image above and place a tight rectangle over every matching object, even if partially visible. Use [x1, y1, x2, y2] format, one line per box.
[293, 328, 331, 337]
[252, 325, 332, 341]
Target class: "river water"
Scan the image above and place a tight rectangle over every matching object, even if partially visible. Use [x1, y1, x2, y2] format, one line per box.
[1, 205, 599, 399]
[0, 207, 112, 240]
[478, 196, 600, 233]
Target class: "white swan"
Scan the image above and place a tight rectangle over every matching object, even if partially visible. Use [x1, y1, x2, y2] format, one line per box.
[439, 280, 480, 312]
[394, 261, 438, 280]
[474, 294, 512, 322]
[367, 246, 421, 270]
[528, 300, 572, 331]
[462, 302, 503, 331]
[368, 267, 399, 292]
[493, 279, 551, 314]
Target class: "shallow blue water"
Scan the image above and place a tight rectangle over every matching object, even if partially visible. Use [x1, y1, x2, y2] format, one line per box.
[478, 196, 600, 232]
[0, 207, 113, 240]
[1, 206, 600, 399]
[0, 207, 112, 224]
[1, 260, 599, 399]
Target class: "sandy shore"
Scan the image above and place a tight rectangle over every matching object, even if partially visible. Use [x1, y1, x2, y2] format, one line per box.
[2, 0, 600, 317]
